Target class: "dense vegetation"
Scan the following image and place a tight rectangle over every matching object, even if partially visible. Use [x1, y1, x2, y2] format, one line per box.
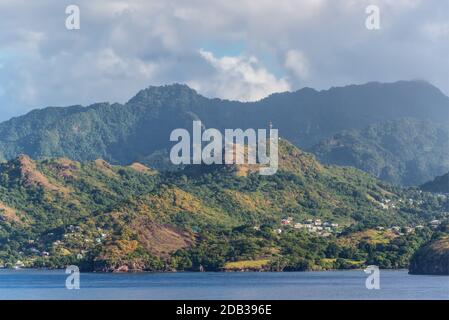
[1, 140, 447, 271]
[1, 80, 448, 185]
[409, 231, 449, 275]
[312, 119, 449, 186]
[420, 172, 449, 194]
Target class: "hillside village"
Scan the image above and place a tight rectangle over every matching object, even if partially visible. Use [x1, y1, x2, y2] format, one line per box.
[272, 189, 448, 238]
[276, 218, 339, 237]
[275, 216, 443, 238]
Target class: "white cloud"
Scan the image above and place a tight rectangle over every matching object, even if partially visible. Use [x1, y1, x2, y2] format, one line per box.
[90, 48, 157, 78]
[196, 49, 290, 101]
[0, 0, 448, 120]
[284, 50, 310, 81]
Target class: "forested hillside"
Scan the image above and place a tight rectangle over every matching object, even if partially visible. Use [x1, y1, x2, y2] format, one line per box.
[1, 80, 448, 185]
[1, 140, 447, 271]
[420, 172, 449, 194]
[312, 119, 449, 185]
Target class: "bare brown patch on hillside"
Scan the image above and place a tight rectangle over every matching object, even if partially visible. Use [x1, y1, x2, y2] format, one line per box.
[128, 162, 156, 175]
[221, 140, 320, 177]
[94, 159, 118, 177]
[0, 202, 24, 224]
[225, 143, 260, 177]
[131, 217, 194, 257]
[16, 155, 70, 193]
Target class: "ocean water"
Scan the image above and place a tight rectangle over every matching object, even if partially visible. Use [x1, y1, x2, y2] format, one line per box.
[0, 269, 448, 300]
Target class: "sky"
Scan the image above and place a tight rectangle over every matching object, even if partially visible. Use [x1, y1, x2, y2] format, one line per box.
[0, 0, 448, 121]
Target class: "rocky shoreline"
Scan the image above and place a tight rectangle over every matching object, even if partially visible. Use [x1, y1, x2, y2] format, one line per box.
[409, 237, 449, 275]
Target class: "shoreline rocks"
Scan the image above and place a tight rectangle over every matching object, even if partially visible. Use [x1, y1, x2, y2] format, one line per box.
[409, 236, 449, 275]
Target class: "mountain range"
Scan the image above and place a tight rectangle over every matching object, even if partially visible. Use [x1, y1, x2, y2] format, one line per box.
[1, 80, 448, 186]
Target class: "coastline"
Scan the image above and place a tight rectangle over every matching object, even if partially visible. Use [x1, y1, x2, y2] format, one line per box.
[0, 266, 410, 273]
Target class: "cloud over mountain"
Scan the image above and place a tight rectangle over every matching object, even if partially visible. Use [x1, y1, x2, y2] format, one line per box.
[0, 0, 448, 120]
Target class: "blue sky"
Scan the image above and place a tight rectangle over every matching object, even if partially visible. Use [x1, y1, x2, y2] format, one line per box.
[0, 0, 448, 121]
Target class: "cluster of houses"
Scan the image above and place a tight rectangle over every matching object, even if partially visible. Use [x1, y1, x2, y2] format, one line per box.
[276, 215, 444, 238]
[379, 198, 397, 210]
[429, 219, 442, 228]
[61, 225, 108, 245]
[376, 225, 415, 236]
[376, 219, 443, 235]
[27, 247, 50, 256]
[15, 225, 110, 265]
[379, 197, 426, 210]
[277, 217, 339, 237]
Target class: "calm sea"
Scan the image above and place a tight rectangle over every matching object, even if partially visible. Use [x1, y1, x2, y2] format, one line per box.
[0, 269, 448, 300]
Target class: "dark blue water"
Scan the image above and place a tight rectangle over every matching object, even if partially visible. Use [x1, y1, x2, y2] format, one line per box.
[0, 269, 448, 300]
